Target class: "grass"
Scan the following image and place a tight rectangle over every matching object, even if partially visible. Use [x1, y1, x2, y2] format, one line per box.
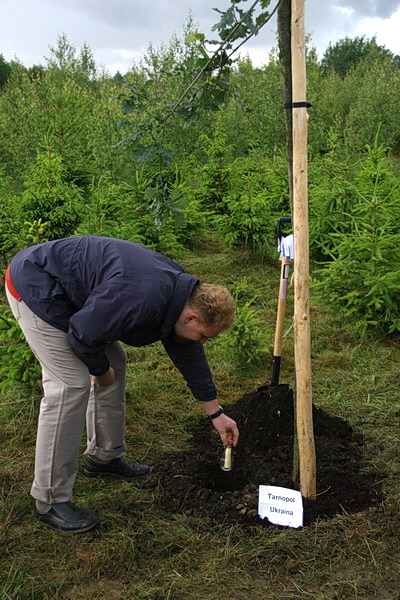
[0, 239, 400, 599]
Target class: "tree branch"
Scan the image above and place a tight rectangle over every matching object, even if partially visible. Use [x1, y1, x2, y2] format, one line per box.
[227, 0, 282, 61]
[163, 0, 262, 123]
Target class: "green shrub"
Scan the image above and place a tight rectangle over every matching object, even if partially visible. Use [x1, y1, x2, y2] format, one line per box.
[116, 168, 186, 258]
[221, 297, 268, 369]
[194, 124, 234, 213]
[313, 140, 400, 335]
[0, 167, 20, 269]
[215, 191, 275, 257]
[24, 218, 49, 245]
[308, 130, 354, 259]
[75, 176, 144, 241]
[220, 278, 268, 370]
[21, 147, 84, 240]
[0, 307, 41, 392]
[76, 167, 209, 259]
[213, 150, 289, 259]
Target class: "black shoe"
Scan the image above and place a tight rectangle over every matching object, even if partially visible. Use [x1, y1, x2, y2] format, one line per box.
[83, 457, 151, 480]
[36, 501, 99, 533]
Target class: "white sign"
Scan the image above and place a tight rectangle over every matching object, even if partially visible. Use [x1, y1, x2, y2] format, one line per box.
[258, 485, 303, 528]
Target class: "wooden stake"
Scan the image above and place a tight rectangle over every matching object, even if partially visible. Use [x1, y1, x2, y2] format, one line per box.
[291, 0, 316, 499]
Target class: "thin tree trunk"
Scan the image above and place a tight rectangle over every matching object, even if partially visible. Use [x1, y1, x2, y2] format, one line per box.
[277, 0, 299, 485]
[278, 0, 293, 215]
[291, 0, 316, 500]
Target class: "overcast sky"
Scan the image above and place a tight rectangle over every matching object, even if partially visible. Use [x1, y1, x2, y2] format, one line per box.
[1, 0, 400, 74]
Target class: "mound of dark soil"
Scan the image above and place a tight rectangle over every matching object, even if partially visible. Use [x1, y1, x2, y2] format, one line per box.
[147, 387, 383, 527]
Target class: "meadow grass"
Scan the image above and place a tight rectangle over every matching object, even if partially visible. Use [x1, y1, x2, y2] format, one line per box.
[0, 241, 399, 599]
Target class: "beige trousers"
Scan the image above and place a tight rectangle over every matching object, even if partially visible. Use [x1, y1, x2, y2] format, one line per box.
[6, 288, 127, 504]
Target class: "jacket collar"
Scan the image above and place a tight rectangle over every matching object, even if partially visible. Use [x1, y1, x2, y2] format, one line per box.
[161, 273, 199, 339]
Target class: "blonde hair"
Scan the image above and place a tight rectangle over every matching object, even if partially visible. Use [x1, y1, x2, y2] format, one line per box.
[189, 283, 236, 329]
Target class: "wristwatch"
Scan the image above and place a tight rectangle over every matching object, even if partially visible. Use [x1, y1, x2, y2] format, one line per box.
[208, 406, 224, 420]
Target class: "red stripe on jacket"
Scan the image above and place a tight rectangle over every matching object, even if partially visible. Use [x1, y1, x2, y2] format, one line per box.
[5, 265, 22, 301]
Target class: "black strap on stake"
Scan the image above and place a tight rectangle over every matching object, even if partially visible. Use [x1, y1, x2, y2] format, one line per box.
[284, 101, 312, 109]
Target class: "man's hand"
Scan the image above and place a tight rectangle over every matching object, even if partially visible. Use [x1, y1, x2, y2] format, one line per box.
[93, 367, 115, 387]
[212, 414, 239, 447]
[202, 400, 239, 447]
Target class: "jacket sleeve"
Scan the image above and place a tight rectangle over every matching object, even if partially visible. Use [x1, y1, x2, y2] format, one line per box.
[162, 336, 217, 401]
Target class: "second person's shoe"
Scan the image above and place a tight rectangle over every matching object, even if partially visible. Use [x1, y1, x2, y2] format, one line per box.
[83, 457, 150, 480]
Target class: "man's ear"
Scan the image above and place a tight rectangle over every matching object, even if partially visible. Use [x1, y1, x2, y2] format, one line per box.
[183, 310, 200, 324]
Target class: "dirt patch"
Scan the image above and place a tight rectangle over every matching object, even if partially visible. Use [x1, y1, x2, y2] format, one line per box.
[146, 386, 383, 527]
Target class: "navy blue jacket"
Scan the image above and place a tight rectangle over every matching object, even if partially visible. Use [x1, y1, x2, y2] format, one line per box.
[10, 236, 217, 401]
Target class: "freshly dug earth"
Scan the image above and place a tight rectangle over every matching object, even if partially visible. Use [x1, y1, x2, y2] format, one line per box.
[147, 386, 383, 527]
